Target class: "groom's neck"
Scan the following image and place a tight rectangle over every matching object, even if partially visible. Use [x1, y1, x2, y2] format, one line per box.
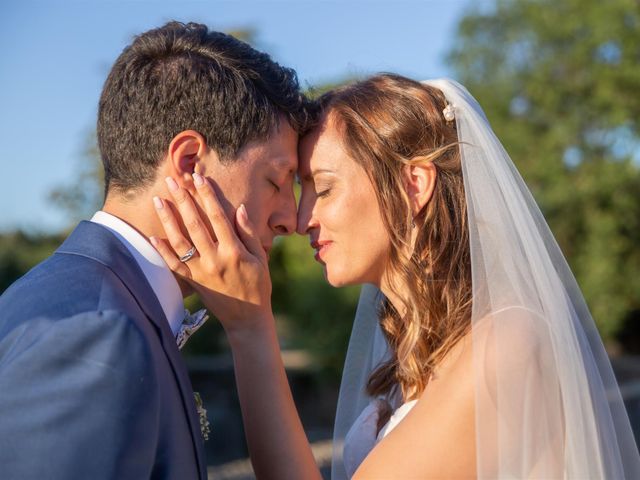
[101, 189, 194, 298]
[102, 190, 160, 241]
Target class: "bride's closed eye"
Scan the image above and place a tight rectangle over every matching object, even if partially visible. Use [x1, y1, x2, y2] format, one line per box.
[315, 183, 332, 198]
[316, 188, 331, 198]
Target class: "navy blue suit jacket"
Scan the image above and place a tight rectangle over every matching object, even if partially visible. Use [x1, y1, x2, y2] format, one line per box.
[0, 221, 207, 479]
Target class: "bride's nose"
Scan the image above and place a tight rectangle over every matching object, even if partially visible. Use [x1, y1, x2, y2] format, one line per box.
[296, 188, 317, 235]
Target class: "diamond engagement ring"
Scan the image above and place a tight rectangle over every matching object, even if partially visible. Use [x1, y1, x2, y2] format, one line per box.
[179, 245, 197, 263]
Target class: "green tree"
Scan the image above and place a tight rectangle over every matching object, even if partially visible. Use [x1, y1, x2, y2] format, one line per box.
[270, 224, 360, 377]
[48, 131, 104, 227]
[0, 231, 65, 294]
[448, 0, 640, 339]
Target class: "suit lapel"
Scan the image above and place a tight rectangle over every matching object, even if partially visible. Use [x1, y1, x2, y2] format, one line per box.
[56, 221, 207, 478]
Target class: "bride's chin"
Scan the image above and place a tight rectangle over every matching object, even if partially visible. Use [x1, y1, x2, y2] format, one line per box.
[322, 268, 340, 288]
[324, 268, 358, 289]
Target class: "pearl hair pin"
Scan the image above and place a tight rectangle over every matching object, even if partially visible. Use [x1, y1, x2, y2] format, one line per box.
[443, 103, 455, 123]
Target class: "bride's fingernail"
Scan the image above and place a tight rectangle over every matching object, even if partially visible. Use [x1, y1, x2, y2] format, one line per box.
[153, 196, 163, 209]
[165, 177, 179, 192]
[149, 236, 159, 247]
[192, 172, 204, 187]
[239, 203, 248, 221]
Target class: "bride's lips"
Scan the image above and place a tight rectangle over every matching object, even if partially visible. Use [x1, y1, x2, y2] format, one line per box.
[310, 240, 333, 263]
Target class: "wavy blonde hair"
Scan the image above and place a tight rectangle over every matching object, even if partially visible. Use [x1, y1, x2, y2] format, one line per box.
[319, 74, 472, 402]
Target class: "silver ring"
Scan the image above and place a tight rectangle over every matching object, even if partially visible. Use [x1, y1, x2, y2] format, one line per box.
[179, 245, 197, 263]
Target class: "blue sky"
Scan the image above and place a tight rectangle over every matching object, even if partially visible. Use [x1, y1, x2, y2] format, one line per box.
[0, 0, 480, 233]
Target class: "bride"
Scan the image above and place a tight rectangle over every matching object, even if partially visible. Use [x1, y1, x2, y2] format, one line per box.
[152, 74, 640, 478]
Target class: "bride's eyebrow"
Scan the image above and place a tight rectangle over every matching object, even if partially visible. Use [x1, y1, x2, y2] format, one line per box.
[311, 168, 335, 178]
[298, 168, 335, 183]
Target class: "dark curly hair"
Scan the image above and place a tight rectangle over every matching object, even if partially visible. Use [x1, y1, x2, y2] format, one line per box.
[98, 21, 313, 194]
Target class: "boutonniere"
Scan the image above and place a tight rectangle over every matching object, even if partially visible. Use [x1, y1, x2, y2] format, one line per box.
[193, 391, 211, 441]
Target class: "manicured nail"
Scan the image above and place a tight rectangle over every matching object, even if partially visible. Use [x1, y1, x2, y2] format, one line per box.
[149, 236, 159, 247]
[192, 172, 204, 187]
[239, 204, 248, 221]
[153, 196, 163, 209]
[165, 177, 179, 192]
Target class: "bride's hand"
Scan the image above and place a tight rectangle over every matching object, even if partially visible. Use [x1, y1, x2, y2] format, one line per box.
[150, 173, 273, 333]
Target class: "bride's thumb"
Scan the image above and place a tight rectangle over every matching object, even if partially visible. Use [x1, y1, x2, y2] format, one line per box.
[235, 204, 266, 261]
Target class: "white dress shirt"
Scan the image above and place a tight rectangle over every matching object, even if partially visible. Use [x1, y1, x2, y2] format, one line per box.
[90, 211, 184, 335]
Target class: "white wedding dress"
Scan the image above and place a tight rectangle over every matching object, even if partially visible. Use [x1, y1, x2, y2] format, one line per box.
[342, 398, 418, 478]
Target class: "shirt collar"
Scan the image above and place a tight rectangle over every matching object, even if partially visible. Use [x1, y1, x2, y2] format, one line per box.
[90, 211, 184, 335]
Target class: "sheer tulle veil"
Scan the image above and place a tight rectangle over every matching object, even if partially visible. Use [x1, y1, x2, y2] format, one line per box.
[331, 79, 640, 479]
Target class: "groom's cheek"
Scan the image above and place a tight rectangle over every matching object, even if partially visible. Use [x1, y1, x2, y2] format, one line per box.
[199, 179, 239, 238]
[189, 196, 216, 239]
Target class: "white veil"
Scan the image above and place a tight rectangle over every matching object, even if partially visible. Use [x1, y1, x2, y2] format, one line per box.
[331, 79, 640, 479]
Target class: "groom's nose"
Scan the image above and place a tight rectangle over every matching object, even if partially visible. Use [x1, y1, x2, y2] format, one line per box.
[271, 186, 297, 236]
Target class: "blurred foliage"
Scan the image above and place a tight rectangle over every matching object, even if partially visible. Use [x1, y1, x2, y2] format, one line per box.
[0, 231, 65, 293]
[270, 225, 360, 378]
[448, 0, 640, 339]
[48, 131, 104, 223]
[305, 80, 349, 99]
[226, 28, 257, 44]
[4, 3, 639, 387]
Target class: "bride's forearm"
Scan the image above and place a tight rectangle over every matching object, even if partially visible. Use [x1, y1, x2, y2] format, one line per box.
[227, 317, 322, 480]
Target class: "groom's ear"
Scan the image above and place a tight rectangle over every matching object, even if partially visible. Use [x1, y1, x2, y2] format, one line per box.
[402, 163, 437, 215]
[167, 130, 214, 189]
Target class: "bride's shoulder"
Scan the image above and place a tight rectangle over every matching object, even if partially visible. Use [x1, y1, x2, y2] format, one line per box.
[424, 306, 547, 389]
[473, 305, 551, 364]
[353, 321, 477, 478]
[412, 305, 548, 420]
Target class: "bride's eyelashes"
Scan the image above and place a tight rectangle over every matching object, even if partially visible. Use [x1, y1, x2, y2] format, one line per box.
[313, 177, 334, 199]
[316, 187, 331, 198]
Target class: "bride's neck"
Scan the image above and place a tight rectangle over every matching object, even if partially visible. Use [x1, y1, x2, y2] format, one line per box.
[379, 271, 408, 318]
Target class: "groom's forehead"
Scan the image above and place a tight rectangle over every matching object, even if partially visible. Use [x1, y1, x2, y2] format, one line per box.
[264, 152, 297, 177]
[259, 121, 298, 171]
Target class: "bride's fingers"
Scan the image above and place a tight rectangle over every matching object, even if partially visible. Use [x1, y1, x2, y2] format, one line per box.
[164, 177, 216, 258]
[235, 204, 267, 263]
[152, 195, 197, 260]
[149, 236, 192, 280]
[191, 173, 243, 251]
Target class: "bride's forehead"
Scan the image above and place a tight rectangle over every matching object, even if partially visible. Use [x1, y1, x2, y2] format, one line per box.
[297, 115, 356, 174]
[300, 138, 349, 176]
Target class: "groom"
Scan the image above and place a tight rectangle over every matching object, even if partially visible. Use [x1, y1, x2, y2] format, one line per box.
[0, 22, 309, 479]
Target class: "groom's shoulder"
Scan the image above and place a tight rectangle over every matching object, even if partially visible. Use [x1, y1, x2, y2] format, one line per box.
[2, 248, 115, 310]
[0, 255, 158, 384]
[0, 242, 145, 340]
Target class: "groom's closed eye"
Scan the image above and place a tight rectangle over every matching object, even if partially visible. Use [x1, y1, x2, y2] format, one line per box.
[268, 179, 281, 193]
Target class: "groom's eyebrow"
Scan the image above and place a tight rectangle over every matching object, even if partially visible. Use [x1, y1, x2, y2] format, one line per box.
[274, 157, 296, 177]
